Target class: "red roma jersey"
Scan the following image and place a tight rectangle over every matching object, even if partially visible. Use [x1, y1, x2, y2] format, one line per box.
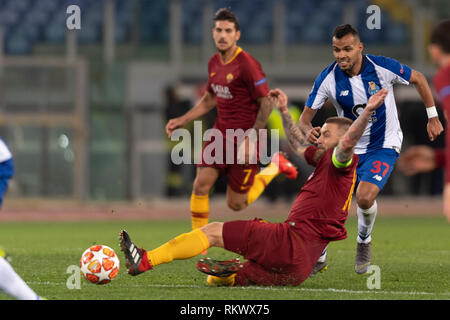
[286, 146, 359, 241]
[206, 47, 269, 133]
[433, 64, 450, 182]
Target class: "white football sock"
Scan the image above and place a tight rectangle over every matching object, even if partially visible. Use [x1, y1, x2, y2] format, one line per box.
[317, 246, 327, 263]
[357, 200, 377, 244]
[0, 256, 40, 300]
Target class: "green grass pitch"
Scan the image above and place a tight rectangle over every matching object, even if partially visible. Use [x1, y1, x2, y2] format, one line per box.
[0, 216, 449, 300]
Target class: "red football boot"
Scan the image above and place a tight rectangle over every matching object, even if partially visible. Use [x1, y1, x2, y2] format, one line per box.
[119, 230, 152, 276]
[197, 257, 243, 277]
[272, 152, 298, 179]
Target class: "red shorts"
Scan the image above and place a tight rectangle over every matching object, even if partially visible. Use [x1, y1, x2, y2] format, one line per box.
[198, 138, 259, 194]
[222, 219, 328, 286]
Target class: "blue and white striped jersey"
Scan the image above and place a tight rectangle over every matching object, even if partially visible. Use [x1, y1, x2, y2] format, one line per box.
[305, 54, 412, 154]
[0, 138, 12, 162]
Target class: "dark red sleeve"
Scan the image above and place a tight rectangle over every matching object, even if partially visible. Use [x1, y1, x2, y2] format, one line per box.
[445, 146, 450, 183]
[440, 94, 450, 112]
[435, 149, 445, 168]
[440, 143, 450, 183]
[304, 146, 319, 167]
[433, 70, 450, 112]
[433, 68, 450, 181]
[241, 55, 269, 101]
[206, 58, 215, 94]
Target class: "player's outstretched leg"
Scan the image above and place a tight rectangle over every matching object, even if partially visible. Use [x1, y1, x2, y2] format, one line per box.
[120, 227, 211, 276]
[246, 152, 298, 206]
[309, 248, 328, 278]
[197, 257, 243, 287]
[119, 230, 152, 276]
[355, 200, 377, 274]
[354, 242, 372, 274]
[0, 246, 11, 263]
[0, 256, 42, 300]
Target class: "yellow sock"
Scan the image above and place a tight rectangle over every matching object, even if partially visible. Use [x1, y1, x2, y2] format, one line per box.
[247, 162, 280, 205]
[191, 193, 210, 230]
[207, 274, 236, 287]
[147, 228, 210, 268]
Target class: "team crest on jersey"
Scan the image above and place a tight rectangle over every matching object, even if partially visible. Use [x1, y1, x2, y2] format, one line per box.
[210, 72, 216, 77]
[367, 81, 380, 96]
[226, 73, 234, 83]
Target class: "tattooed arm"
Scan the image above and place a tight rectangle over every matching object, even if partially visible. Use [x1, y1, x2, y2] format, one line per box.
[237, 95, 275, 164]
[279, 107, 311, 158]
[334, 89, 389, 164]
[269, 89, 311, 158]
[254, 96, 275, 131]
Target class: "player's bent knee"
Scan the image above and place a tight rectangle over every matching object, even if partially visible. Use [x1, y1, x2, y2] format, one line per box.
[356, 182, 380, 210]
[193, 179, 212, 196]
[356, 194, 375, 210]
[201, 222, 224, 247]
[227, 199, 247, 212]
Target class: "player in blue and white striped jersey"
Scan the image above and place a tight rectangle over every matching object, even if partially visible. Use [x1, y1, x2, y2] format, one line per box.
[0, 138, 43, 300]
[298, 24, 443, 276]
[0, 139, 13, 206]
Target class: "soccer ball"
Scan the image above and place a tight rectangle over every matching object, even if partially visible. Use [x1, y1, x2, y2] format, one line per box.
[79, 245, 120, 285]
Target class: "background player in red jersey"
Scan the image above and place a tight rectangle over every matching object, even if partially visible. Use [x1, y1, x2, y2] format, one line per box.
[119, 88, 389, 286]
[165, 9, 297, 232]
[398, 19, 450, 222]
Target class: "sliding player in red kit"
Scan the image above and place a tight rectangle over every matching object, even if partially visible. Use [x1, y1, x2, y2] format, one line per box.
[119, 88, 389, 287]
[165, 8, 297, 234]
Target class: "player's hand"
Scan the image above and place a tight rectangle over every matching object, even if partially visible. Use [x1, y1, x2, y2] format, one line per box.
[366, 88, 388, 112]
[269, 88, 288, 113]
[166, 117, 187, 138]
[397, 145, 436, 176]
[306, 126, 321, 144]
[426, 117, 443, 142]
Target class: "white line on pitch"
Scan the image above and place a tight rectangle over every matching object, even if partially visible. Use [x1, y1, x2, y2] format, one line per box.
[141, 283, 450, 296]
[28, 281, 450, 297]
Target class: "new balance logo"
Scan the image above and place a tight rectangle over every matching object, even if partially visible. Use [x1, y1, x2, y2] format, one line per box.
[340, 90, 349, 96]
[372, 175, 382, 181]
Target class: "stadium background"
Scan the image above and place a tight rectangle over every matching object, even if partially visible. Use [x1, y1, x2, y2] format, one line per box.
[0, 0, 448, 219]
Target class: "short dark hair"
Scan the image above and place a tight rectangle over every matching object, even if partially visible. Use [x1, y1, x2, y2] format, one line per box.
[333, 24, 360, 40]
[214, 8, 240, 31]
[325, 116, 354, 130]
[430, 19, 450, 54]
